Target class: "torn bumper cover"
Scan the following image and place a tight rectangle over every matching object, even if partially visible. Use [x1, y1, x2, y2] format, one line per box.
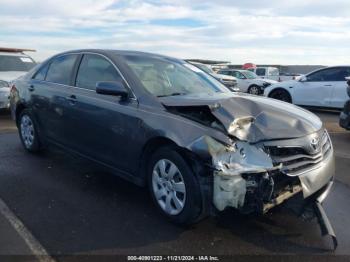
[188, 134, 335, 214]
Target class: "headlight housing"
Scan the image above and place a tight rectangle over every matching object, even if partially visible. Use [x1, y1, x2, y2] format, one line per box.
[0, 80, 9, 88]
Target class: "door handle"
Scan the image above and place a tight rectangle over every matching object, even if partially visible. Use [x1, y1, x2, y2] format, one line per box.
[324, 84, 332, 86]
[28, 85, 35, 92]
[67, 94, 77, 105]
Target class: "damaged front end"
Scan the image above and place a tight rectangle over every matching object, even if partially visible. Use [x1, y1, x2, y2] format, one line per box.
[162, 94, 336, 249]
[188, 131, 336, 249]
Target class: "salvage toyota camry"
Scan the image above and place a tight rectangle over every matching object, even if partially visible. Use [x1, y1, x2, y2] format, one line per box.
[10, 50, 336, 246]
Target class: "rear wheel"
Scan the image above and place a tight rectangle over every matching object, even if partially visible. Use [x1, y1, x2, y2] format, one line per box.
[269, 89, 292, 103]
[18, 109, 42, 153]
[248, 85, 261, 95]
[148, 146, 202, 225]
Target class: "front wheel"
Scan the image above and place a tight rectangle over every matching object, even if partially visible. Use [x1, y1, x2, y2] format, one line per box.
[269, 89, 292, 103]
[148, 147, 202, 225]
[18, 109, 42, 153]
[248, 85, 261, 95]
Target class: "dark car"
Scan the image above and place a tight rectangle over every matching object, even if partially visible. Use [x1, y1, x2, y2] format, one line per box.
[339, 77, 350, 129]
[10, 49, 335, 231]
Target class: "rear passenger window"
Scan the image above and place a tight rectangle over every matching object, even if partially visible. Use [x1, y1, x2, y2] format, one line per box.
[46, 55, 78, 85]
[75, 54, 122, 90]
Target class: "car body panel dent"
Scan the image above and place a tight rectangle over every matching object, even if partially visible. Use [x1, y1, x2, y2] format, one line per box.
[160, 92, 322, 143]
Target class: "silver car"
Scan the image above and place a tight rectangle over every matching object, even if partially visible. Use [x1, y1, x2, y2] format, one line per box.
[0, 48, 36, 109]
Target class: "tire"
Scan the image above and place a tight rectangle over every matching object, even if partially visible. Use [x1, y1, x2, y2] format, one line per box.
[248, 85, 261, 95]
[18, 109, 42, 153]
[269, 89, 292, 103]
[148, 146, 202, 225]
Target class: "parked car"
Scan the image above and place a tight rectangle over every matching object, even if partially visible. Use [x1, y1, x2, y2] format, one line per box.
[188, 62, 237, 90]
[10, 50, 335, 237]
[218, 69, 277, 94]
[247, 66, 280, 81]
[339, 77, 350, 129]
[264, 66, 350, 108]
[0, 48, 36, 110]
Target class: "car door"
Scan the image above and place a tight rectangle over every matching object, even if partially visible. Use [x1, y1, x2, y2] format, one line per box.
[65, 53, 140, 173]
[292, 68, 335, 107]
[329, 67, 350, 108]
[231, 71, 249, 92]
[29, 54, 79, 146]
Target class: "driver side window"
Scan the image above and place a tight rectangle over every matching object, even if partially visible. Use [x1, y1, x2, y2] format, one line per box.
[307, 68, 349, 82]
[76, 54, 122, 90]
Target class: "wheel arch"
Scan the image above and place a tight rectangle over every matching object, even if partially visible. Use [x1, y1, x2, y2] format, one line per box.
[15, 102, 27, 126]
[137, 136, 207, 185]
[248, 84, 262, 95]
[268, 87, 293, 102]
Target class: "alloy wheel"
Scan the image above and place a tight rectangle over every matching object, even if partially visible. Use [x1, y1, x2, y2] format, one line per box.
[249, 86, 260, 95]
[152, 159, 186, 215]
[20, 114, 35, 149]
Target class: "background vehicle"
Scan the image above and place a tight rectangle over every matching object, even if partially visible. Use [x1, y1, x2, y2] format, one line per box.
[248, 66, 302, 82]
[339, 77, 350, 129]
[218, 69, 277, 95]
[248, 67, 279, 81]
[10, 50, 334, 232]
[189, 62, 237, 90]
[264, 66, 350, 108]
[0, 47, 36, 110]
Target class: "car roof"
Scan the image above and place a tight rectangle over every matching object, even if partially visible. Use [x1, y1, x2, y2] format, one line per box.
[305, 65, 350, 75]
[56, 49, 183, 63]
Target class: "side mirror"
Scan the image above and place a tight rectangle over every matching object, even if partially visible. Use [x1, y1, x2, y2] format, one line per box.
[299, 75, 307, 82]
[96, 81, 129, 99]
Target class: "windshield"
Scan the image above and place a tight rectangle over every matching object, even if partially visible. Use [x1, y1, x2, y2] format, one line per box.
[193, 63, 214, 74]
[122, 55, 229, 97]
[0, 55, 36, 72]
[241, 70, 258, 79]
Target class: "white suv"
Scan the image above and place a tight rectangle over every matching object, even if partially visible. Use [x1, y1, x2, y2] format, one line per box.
[264, 66, 350, 108]
[0, 48, 36, 109]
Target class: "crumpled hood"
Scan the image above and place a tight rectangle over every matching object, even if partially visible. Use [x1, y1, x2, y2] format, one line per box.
[0, 71, 27, 82]
[160, 92, 322, 143]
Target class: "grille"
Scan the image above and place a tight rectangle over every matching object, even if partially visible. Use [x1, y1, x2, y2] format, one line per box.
[265, 131, 332, 176]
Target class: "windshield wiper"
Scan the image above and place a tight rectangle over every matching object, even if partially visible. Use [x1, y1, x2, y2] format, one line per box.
[157, 92, 187, 97]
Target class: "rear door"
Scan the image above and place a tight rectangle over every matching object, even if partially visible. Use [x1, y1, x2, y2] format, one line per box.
[29, 54, 79, 145]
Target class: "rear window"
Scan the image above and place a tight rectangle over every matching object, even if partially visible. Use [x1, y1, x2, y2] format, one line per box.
[0, 55, 36, 72]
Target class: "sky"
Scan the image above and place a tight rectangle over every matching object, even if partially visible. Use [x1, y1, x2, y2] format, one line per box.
[0, 0, 349, 64]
